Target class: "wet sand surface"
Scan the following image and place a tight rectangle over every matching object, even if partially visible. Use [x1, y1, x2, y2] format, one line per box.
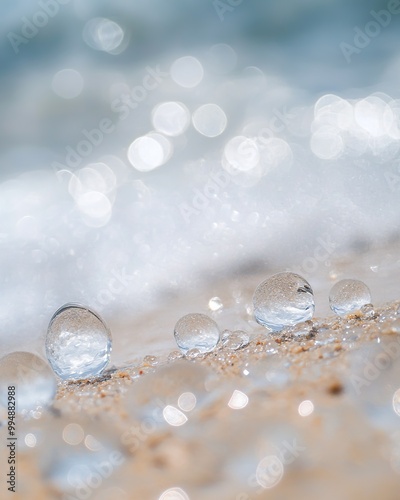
[3, 296, 400, 500]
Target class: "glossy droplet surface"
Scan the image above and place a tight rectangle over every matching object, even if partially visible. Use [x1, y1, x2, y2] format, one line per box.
[221, 330, 250, 350]
[329, 279, 371, 316]
[361, 303, 375, 319]
[208, 296, 223, 311]
[253, 272, 315, 331]
[0, 352, 57, 415]
[174, 313, 220, 353]
[46, 303, 112, 380]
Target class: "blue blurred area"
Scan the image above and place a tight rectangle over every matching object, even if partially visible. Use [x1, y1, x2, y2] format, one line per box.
[0, 0, 399, 169]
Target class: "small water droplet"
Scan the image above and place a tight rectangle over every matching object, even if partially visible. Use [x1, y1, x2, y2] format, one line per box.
[174, 313, 220, 354]
[167, 350, 183, 362]
[143, 355, 158, 366]
[329, 279, 371, 316]
[208, 296, 223, 312]
[361, 303, 375, 319]
[286, 320, 314, 337]
[221, 330, 250, 350]
[0, 352, 57, 415]
[253, 273, 315, 331]
[45, 303, 112, 380]
[185, 348, 203, 360]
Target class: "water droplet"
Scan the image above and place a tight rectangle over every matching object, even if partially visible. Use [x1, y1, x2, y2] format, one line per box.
[143, 355, 158, 366]
[253, 273, 315, 331]
[221, 330, 250, 350]
[168, 350, 184, 362]
[174, 313, 220, 354]
[361, 303, 375, 319]
[285, 320, 314, 337]
[0, 352, 57, 415]
[329, 279, 371, 316]
[45, 303, 112, 380]
[185, 348, 203, 360]
[208, 297, 223, 312]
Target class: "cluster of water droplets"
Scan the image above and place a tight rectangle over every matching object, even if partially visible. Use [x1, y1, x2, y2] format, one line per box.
[1, 285, 399, 498]
[0, 270, 377, 425]
[169, 272, 375, 361]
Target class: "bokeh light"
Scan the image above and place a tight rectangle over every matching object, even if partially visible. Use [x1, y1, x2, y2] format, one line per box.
[152, 101, 190, 136]
[192, 104, 227, 138]
[51, 69, 84, 99]
[170, 56, 204, 88]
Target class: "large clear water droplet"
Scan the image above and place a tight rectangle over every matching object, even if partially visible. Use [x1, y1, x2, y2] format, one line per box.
[329, 279, 371, 316]
[45, 303, 112, 380]
[174, 313, 220, 353]
[253, 272, 315, 330]
[0, 352, 57, 415]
